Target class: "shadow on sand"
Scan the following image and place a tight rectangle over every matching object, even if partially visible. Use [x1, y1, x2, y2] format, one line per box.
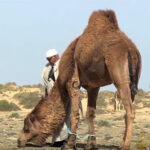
[25, 143, 120, 150]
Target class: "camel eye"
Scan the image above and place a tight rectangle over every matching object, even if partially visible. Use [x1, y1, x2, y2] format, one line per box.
[23, 127, 30, 133]
[24, 129, 30, 133]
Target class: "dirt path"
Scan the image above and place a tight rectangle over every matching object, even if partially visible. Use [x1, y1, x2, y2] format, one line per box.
[0, 108, 150, 150]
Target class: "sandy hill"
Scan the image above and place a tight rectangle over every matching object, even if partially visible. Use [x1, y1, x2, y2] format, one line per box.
[0, 82, 150, 112]
[0, 82, 44, 110]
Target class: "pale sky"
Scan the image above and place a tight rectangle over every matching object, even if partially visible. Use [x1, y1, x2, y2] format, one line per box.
[0, 0, 150, 91]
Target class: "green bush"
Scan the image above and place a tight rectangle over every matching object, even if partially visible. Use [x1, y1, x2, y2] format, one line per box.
[97, 120, 111, 127]
[5, 82, 16, 86]
[0, 84, 3, 90]
[97, 91, 114, 108]
[0, 100, 20, 111]
[13, 92, 41, 109]
[0, 82, 18, 92]
[9, 112, 20, 118]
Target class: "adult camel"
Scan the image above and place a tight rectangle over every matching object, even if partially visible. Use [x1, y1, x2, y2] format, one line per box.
[18, 10, 142, 150]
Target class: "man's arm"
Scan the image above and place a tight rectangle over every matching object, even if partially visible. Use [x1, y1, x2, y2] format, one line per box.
[41, 65, 55, 93]
[41, 67, 49, 87]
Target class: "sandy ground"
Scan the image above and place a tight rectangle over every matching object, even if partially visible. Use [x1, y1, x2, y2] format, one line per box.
[0, 106, 150, 150]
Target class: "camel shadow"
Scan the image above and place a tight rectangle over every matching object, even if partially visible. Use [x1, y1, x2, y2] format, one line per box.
[25, 143, 120, 150]
[25, 143, 51, 147]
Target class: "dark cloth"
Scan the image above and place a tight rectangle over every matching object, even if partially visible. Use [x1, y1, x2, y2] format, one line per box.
[48, 65, 55, 82]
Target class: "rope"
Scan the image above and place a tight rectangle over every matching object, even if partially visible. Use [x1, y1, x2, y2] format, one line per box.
[66, 128, 95, 140]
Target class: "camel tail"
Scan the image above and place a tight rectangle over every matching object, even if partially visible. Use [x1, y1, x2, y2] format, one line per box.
[128, 50, 142, 101]
[58, 37, 79, 86]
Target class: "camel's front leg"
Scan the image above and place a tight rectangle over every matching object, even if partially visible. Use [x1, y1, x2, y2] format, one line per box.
[62, 64, 80, 150]
[85, 87, 99, 150]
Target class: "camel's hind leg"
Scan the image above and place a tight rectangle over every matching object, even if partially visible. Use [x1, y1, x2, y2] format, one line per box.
[106, 56, 135, 150]
[62, 63, 80, 150]
[118, 84, 135, 150]
[84, 87, 99, 150]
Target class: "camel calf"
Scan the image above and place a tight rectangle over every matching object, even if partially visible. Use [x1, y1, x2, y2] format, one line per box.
[17, 83, 68, 147]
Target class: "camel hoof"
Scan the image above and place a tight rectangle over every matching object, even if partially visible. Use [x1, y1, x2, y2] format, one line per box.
[120, 141, 130, 150]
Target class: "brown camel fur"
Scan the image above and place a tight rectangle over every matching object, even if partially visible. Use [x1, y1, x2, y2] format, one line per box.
[18, 10, 142, 150]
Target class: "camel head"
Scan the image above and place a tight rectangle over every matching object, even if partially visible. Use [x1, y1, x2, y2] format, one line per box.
[17, 113, 47, 147]
[17, 84, 67, 147]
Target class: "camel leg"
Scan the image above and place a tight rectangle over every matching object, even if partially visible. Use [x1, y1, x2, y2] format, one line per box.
[117, 84, 135, 150]
[118, 102, 121, 111]
[85, 87, 99, 150]
[115, 96, 118, 111]
[62, 63, 80, 150]
[106, 57, 135, 150]
[79, 99, 84, 119]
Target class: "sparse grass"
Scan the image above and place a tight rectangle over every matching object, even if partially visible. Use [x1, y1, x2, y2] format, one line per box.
[0, 118, 3, 122]
[97, 120, 111, 127]
[113, 115, 124, 121]
[7, 132, 17, 136]
[145, 95, 150, 99]
[143, 102, 150, 108]
[0, 100, 20, 111]
[13, 92, 41, 109]
[96, 108, 107, 114]
[144, 124, 150, 128]
[9, 112, 20, 118]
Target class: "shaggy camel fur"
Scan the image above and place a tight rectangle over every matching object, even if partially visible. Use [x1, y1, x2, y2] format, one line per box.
[18, 10, 141, 150]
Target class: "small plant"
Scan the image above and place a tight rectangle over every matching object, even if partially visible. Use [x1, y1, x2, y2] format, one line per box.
[9, 112, 20, 118]
[13, 92, 41, 109]
[97, 120, 111, 127]
[0, 100, 20, 111]
[135, 89, 147, 104]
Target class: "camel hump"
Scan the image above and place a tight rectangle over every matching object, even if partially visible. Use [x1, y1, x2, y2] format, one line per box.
[89, 9, 119, 29]
[103, 10, 118, 25]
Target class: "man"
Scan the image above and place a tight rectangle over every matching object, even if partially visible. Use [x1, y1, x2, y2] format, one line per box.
[42, 49, 68, 147]
[42, 49, 60, 95]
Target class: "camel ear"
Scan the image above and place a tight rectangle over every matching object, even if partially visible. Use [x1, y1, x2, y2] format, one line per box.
[24, 117, 32, 132]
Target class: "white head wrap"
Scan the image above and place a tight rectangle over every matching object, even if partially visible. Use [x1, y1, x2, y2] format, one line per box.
[46, 49, 58, 58]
